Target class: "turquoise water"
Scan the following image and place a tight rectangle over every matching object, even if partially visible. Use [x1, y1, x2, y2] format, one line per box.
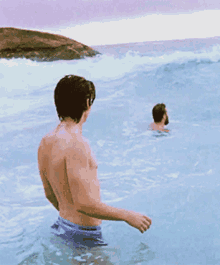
[0, 38, 220, 264]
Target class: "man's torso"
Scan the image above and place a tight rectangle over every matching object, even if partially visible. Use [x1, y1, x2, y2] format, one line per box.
[39, 124, 102, 226]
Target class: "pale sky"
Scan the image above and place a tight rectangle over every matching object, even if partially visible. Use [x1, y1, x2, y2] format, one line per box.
[46, 10, 220, 46]
[1, 0, 220, 46]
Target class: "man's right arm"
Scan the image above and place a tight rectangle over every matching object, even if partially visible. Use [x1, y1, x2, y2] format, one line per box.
[65, 141, 152, 233]
[77, 201, 151, 233]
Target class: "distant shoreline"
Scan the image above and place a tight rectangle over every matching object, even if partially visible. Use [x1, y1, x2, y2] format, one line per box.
[92, 36, 220, 56]
[92, 35, 220, 49]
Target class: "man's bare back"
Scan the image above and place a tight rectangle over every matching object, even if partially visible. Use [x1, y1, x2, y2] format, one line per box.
[38, 122, 102, 226]
[38, 75, 151, 241]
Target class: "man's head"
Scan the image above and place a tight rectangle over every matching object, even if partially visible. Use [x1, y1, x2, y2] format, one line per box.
[152, 103, 169, 125]
[54, 75, 96, 123]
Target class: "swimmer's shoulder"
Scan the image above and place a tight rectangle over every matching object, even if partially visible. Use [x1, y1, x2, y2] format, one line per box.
[149, 122, 154, 129]
[65, 137, 92, 167]
[39, 128, 70, 155]
[38, 131, 57, 161]
[71, 135, 91, 156]
[39, 129, 56, 147]
[40, 126, 92, 156]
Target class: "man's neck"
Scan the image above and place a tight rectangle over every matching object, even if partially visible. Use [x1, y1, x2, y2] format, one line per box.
[59, 118, 83, 135]
[58, 110, 89, 135]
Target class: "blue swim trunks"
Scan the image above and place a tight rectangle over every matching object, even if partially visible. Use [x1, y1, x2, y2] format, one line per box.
[51, 216, 108, 248]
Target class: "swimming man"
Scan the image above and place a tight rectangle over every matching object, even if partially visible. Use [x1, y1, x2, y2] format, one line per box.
[38, 75, 152, 248]
[149, 103, 169, 132]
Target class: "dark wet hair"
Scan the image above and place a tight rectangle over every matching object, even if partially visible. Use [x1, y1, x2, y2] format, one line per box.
[54, 75, 96, 123]
[152, 103, 166, 123]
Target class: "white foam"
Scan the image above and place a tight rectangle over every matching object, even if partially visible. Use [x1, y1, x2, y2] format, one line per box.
[0, 43, 220, 100]
[165, 172, 180, 179]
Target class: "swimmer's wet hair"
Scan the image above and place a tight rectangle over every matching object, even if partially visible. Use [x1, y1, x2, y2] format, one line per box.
[54, 75, 96, 123]
[152, 103, 166, 123]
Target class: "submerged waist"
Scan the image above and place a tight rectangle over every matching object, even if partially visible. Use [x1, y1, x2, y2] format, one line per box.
[51, 215, 108, 248]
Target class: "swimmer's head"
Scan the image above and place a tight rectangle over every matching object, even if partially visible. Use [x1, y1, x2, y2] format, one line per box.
[54, 75, 96, 123]
[152, 103, 169, 125]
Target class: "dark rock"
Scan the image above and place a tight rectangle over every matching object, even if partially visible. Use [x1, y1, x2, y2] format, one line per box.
[0, 27, 100, 61]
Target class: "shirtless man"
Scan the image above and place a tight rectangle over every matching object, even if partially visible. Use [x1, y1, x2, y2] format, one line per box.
[38, 75, 152, 248]
[149, 103, 169, 132]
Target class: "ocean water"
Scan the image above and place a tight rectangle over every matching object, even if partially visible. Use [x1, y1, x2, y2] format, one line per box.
[1, 37, 220, 265]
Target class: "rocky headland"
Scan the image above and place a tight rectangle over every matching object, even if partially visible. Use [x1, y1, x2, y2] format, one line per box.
[0, 27, 100, 61]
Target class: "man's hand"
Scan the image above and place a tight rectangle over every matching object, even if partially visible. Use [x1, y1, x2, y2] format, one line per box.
[125, 211, 152, 233]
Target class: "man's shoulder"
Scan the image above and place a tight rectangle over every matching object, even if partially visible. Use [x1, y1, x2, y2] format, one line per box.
[38, 131, 53, 149]
[38, 135, 47, 151]
[66, 135, 91, 154]
[149, 122, 155, 130]
[39, 129, 91, 157]
[65, 136, 92, 168]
